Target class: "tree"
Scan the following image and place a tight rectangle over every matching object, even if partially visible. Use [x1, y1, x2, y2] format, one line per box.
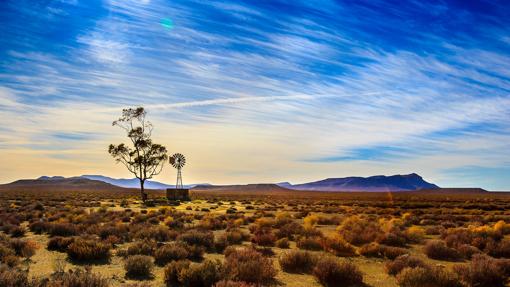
[108, 107, 168, 202]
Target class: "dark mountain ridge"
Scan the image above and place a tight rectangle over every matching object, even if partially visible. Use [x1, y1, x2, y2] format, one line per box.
[280, 173, 439, 192]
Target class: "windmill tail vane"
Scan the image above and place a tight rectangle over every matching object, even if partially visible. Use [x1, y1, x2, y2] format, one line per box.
[169, 153, 186, 189]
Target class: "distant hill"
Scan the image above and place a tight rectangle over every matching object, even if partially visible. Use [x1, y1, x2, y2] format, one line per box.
[279, 173, 439, 192]
[193, 183, 290, 193]
[0, 176, 127, 192]
[80, 175, 209, 190]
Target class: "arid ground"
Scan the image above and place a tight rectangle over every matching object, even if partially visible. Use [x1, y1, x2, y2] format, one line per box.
[1, 187, 510, 287]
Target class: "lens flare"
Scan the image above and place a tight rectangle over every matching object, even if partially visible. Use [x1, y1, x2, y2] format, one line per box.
[160, 18, 174, 30]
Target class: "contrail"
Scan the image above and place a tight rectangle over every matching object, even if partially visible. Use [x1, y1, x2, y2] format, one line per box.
[97, 91, 391, 112]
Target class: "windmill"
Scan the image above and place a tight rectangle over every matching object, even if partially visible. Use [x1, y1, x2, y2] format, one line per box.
[169, 153, 186, 189]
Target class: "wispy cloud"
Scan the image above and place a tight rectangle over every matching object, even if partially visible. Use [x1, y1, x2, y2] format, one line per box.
[0, 0, 509, 189]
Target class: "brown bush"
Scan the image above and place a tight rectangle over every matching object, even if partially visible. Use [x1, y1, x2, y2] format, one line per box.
[47, 236, 75, 252]
[9, 226, 26, 238]
[124, 255, 154, 279]
[164, 259, 190, 286]
[126, 240, 157, 256]
[178, 259, 224, 287]
[457, 244, 481, 259]
[49, 223, 79, 237]
[278, 250, 317, 273]
[378, 230, 408, 247]
[0, 265, 30, 287]
[135, 225, 176, 242]
[67, 238, 111, 262]
[423, 240, 461, 261]
[251, 231, 276, 247]
[50, 267, 109, 287]
[453, 254, 506, 287]
[312, 257, 363, 287]
[385, 255, 427, 276]
[214, 280, 256, 287]
[178, 230, 215, 250]
[154, 243, 189, 266]
[225, 229, 246, 244]
[321, 235, 356, 257]
[337, 215, 382, 245]
[275, 238, 290, 249]
[224, 247, 277, 284]
[275, 222, 304, 240]
[9, 239, 38, 259]
[485, 238, 510, 258]
[359, 243, 408, 260]
[214, 234, 229, 253]
[297, 237, 323, 251]
[396, 266, 462, 287]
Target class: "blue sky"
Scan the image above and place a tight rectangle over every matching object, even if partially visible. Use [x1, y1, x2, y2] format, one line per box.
[0, 0, 509, 190]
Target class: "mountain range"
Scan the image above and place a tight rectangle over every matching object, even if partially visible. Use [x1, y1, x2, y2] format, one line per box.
[277, 173, 439, 192]
[80, 175, 208, 189]
[0, 173, 446, 192]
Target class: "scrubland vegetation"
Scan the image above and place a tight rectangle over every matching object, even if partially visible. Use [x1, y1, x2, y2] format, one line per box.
[0, 189, 510, 286]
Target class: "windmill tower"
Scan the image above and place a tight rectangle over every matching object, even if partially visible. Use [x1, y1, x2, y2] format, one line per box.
[169, 153, 186, 189]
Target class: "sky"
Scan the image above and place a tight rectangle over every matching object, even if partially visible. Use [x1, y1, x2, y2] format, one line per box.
[0, 0, 509, 190]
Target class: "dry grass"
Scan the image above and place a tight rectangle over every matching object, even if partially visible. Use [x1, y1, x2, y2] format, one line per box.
[0, 187, 509, 286]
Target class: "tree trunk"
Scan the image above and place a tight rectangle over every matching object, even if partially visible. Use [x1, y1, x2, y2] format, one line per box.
[140, 179, 147, 202]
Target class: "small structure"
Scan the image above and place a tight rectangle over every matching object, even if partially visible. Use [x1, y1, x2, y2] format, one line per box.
[166, 188, 190, 201]
[166, 153, 190, 201]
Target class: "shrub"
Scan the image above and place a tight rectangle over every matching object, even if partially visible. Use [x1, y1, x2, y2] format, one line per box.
[214, 234, 228, 253]
[423, 240, 461, 261]
[297, 237, 323, 251]
[28, 221, 49, 234]
[385, 255, 427, 276]
[51, 267, 109, 287]
[9, 239, 38, 259]
[396, 267, 462, 287]
[321, 235, 356, 257]
[224, 247, 277, 284]
[378, 230, 408, 247]
[178, 230, 215, 250]
[304, 214, 319, 227]
[127, 240, 157, 256]
[457, 244, 481, 259]
[275, 238, 290, 249]
[164, 260, 191, 286]
[486, 238, 510, 258]
[453, 254, 506, 287]
[185, 244, 206, 261]
[251, 231, 276, 247]
[312, 257, 363, 287]
[405, 226, 425, 243]
[276, 222, 304, 240]
[135, 225, 176, 242]
[48, 236, 75, 252]
[225, 229, 246, 245]
[67, 238, 111, 262]
[9, 226, 26, 238]
[154, 243, 189, 266]
[178, 259, 224, 287]
[360, 243, 408, 260]
[49, 223, 78, 237]
[124, 255, 154, 279]
[214, 280, 256, 287]
[494, 220, 510, 235]
[0, 265, 30, 287]
[337, 215, 382, 245]
[278, 250, 317, 273]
